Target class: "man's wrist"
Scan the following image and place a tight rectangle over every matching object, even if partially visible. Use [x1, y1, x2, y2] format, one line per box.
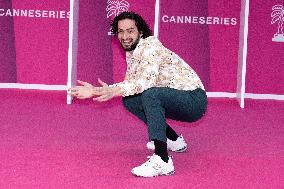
[112, 86, 122, 97]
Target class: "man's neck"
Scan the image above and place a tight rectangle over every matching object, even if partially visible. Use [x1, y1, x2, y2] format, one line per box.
[128, 50, 134, 55]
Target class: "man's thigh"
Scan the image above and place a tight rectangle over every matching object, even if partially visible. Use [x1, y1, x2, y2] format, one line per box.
[149, 87, 207, 122]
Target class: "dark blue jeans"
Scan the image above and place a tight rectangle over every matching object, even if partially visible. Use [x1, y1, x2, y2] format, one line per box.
[122, 87, 207, 142]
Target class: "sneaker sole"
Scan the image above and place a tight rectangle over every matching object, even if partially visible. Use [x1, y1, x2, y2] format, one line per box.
[147, 147, 187, 153]
[170, 146, 187, 153]
[163, 170, 175, 176]
[132, 170, 175, 177]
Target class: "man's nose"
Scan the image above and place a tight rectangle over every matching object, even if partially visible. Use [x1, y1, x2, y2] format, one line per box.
[122, 32, 129, 40]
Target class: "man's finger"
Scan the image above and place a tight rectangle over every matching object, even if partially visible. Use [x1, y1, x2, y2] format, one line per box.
[98, 78, 108, 87]
[77, 96, 85, 99]
[93, 94, 109, 102]
[77, 80, 90, 86]
[68, 87, 78, 92]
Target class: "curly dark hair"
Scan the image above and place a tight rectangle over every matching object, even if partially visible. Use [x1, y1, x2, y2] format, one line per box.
[111, 11, 152, 39]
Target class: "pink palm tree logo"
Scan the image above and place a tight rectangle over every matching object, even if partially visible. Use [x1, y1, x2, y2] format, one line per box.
[106, 0, 130, 35]
[271, 4, 284, 42]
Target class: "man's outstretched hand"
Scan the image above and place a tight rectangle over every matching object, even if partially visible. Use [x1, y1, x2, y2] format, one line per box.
[92, 78, 122, 102]
[68, 80, 95, 99]
[68, 79, 122, 102]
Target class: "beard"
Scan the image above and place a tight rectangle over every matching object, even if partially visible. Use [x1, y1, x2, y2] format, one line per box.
[120, 36, 141, 52]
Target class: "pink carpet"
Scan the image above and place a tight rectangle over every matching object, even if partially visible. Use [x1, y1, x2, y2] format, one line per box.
[0, 89, 283, 189]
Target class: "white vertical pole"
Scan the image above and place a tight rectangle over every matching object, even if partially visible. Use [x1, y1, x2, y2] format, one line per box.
[67, 0, 79, 104]
[237, 0, 249, 108]
[154, 0, 160, 38]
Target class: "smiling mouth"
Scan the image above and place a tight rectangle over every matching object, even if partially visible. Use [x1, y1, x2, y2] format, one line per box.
[123, 42, 131, 45]
[122, 40, 132, 45]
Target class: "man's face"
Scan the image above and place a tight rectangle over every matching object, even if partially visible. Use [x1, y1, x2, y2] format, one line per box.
[117, 19, 142, 51]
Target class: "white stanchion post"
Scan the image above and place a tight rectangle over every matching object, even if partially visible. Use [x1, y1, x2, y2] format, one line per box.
[237, 0, 249, 108]
[67, 0, 79, 104]
[154, 0, 160, 38]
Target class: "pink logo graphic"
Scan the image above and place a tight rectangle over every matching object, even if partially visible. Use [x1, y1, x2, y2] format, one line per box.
[271, 4, 284, 42]
[106, 0, 130, 35]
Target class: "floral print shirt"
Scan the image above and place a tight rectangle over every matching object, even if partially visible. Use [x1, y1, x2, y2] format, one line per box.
[111, 36, 205, 97]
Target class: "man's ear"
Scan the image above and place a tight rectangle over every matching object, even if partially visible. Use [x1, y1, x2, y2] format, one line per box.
[139, 32, 143, 38]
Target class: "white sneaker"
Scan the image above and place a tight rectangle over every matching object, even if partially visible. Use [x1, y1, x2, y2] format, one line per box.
[146, 135, 187, 152]
[131, 154, 174, 177]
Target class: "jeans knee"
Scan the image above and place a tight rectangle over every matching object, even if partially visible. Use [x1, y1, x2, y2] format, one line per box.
[141, 88, 162, 108]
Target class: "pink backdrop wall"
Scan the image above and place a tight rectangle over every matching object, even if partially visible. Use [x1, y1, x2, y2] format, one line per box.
[246, 0, 284, 94]
[0, 0, 17, 83]
[12, 0, 69, 85]
[208, 0, 240, 92]
[0, 0, 283, 95]
[77, 0, 113, 85]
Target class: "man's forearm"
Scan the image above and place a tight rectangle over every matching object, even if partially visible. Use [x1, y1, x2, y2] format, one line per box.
[91, 85, 123, 98]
